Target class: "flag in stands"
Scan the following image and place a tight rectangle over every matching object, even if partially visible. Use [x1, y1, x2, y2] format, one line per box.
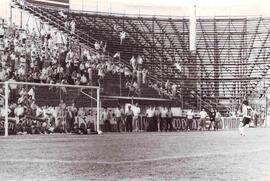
[26, 0, 70, 9]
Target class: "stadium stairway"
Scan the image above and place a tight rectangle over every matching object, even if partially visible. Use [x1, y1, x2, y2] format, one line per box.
[14, 1, 208, 109]
[34, 74, 162, 108]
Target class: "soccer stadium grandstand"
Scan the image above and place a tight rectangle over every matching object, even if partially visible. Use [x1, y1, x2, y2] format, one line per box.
[1, 1, 270, 180]
[0, 0, 268, 136]
[12, 0, 270, 107]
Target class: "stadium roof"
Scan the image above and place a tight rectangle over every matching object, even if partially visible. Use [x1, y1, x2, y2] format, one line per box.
[69, 0, 270, 17]
[0, 0, 270, 19]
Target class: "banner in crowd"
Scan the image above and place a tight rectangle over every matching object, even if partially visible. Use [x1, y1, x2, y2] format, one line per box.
[138, 116, 239, 130]
[221, 117, 241, 129]
[0, 118, 17, 135]
[25, 115, 46, 127]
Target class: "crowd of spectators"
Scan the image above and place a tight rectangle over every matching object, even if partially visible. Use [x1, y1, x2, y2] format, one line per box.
[1, 86, 97, 135]
[0, 21, 148, 95]
[148, 79, 182, 100]
[0, 12, 187, 102]
[0, 17, 226, 135]
[100, 103, 224, 133]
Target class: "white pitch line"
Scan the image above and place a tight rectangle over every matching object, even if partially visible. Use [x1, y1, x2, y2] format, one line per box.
[1, 147, 270, 165]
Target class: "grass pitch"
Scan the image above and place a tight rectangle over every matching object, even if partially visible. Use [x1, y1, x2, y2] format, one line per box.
[0, 128, 270, 180]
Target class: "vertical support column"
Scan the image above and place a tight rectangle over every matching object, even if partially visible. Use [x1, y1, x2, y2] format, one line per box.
[4, 82, 9, 137]
[189, 3, 196, 53]
[9, 0, 13, 26]
[189, 2, 197, 109]
[213, 19, 219, 105]
[96, 88, 100, 132]
[96, 0, 98, 12]
[20, 0, 25, 29]
[119, 56, 122, 96]
[82, 0, 84, 12]
[20, 10, 23, 29]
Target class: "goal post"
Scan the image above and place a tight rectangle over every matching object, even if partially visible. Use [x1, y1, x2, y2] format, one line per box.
[2, 81, 100, 136]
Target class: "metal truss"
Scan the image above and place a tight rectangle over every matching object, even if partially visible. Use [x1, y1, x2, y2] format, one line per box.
[14, 1, 270, 110]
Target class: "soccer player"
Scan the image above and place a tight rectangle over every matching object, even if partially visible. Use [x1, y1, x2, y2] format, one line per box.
[239, 100, 253, 136]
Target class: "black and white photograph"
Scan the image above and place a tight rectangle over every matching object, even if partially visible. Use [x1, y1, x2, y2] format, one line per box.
[0, 0, 270, 180]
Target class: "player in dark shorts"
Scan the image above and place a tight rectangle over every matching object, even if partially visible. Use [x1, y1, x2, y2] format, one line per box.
[239, 100, 253, 136]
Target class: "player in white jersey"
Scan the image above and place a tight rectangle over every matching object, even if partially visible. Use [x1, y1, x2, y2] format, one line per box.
[239, 100, 253, 136]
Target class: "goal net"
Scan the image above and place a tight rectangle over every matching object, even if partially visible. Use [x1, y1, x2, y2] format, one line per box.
[0, 81, 100, 136]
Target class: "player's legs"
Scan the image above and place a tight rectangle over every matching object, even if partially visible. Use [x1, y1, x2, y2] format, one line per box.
[239, 121, 244, 135]
[239, 117, 249, 136]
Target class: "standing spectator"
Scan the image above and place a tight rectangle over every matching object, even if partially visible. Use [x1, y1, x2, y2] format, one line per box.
[145, 105, 154, 131]
[137, 55, 143, 70]
[208, 108, 216, 131]
[171, 83, 177, 97]
[165, 80, 170, 92]
[215, 109, 222, 130]
[166, 106, 174, 131]
[30, 100, 38, 116]
[160, 106, 167, 132]
[59, 99, 66, 117]
[253, 108, 259, 127]
[0, 66, 6, 81]
[186, 109, 194, 131]
[14, 103, 25, 120]
[66, 106, 75, 133]
[70, 20, 76, 34]
[120, 31, 127, 45]
[133, 103, 141, 132]
[153, 106, 160, 132]
[136, 69, 142, 87]
[133, 81, 139, 96]
[28, 87, 36, 100]
[130, 56, 137, 70]
[198, 108, 208, 131]
[127, 81, 135, 97]
[125, 105, 134, 132]
[108, 110, 115, 132]
[120, 105, 126, 131]
[115, 105, 122, 132]
[142, 69, 147, 84]
[102, 107, 111, 132]
[8, 75, 17, 103]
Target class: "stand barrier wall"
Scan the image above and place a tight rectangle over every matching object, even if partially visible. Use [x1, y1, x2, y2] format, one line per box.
[0, 116, 242, 135]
